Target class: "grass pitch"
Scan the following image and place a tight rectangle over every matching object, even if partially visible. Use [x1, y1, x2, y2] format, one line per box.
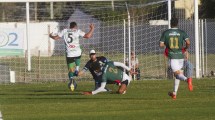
[0, 79, 215, 120]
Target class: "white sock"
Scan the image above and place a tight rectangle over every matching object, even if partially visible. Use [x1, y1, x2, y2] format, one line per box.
[76, 66, 79, 71]
[176, 74, 187, 81]
[173, 79, 180, 95]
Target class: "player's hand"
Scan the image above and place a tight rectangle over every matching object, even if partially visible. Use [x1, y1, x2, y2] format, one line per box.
[82, 91, 92, 95]
[129, 70, 137, 75]
[89, 24, 95, 30]
[49, 33, 53, 37]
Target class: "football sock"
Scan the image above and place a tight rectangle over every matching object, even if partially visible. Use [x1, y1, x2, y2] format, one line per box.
[68, 72, 74, 80]
[175, 74, 187, 81]
[173, 79, 180, 95]
[75, 66, 79, 71]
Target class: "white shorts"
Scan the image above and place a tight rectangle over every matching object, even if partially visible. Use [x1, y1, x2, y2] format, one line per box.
[170, 59, 184, 72]
[122, 72, 131, 85]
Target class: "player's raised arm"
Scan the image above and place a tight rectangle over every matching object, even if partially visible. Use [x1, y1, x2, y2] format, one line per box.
[83, 24, 95, 39]
[49, 33, 61, 40]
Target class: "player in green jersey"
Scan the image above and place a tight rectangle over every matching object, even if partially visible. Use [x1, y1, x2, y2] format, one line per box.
[49, 22, 94, 91]
[83, 61, 134, 95]
[160, 17, 193, 99]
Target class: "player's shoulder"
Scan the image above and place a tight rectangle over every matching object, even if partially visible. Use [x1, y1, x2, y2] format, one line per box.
[106, 61, 114, 65]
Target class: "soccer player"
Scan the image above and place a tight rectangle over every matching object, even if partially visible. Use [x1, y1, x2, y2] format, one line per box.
[49, 22, 94, 91]
[78, 50, 110, 90]
[164, 49, 194, 99]
[159, 17, 193, 99]
[83, 61, 133, 95]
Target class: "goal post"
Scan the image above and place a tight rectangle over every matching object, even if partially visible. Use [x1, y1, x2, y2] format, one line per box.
[0, 0, 201, 83]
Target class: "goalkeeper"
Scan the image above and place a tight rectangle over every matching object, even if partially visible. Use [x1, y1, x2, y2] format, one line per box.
[83, 61, 135, 95]
[78, 50, 110, 91]
[49, 22, 94, 91]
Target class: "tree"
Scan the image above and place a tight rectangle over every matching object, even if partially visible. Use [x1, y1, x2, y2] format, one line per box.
[200, 0, 215, 18]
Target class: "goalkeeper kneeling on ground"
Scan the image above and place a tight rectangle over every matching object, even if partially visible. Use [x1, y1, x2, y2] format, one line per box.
[83, 61, 135, 95]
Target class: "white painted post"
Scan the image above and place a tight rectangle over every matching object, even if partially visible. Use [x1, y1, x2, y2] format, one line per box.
[168, 0, 171, 29]
[133, 19, 136, 80]
[124, 19, 126, 65]
[26, 2, 31, 71]
[204, 19, 208, 75]
[201, 19, 205, 76]
[194, 0, 200, 78]
[10, 71, 15, 83]
[50, 2, 54, 19]
[126, 3, 131, 69]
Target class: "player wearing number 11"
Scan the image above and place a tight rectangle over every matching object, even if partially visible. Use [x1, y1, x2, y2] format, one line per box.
[49, 22, 94, 91]
[160, 17, 193, 99]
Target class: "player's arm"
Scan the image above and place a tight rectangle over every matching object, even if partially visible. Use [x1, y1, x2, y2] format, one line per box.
[49, 33, 61, 40]
[83, 24, 95, 39]
[113, 62, 131, 71]
[49, 29, 64, 40]
[159, 32, 166, 48]
[113, 62, 136, 74]
[159, 42, 165, 48]
[78, 62, 90, 76]
[135, 58, 139, 69]
[83, 82, 107, 95]
[184, 39, 190, 51]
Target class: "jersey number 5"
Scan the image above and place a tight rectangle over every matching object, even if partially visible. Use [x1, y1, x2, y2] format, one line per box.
[68, 33, 73, 43]
[169, 37, 179, 49]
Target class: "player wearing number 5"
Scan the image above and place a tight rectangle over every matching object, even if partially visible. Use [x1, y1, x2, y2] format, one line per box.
[49, 22, 94, 91]
[159, 17, 193, 99]
[83, 61, 133, 95]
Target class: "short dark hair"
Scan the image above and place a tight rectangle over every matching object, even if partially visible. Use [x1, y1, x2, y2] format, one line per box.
[91, 62, 101, 71]
[171, 17, 178, 27]
[70, 22, 77, 28]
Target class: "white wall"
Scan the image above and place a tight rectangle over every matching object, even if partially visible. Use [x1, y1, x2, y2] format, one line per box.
[0, 22, 59, 56]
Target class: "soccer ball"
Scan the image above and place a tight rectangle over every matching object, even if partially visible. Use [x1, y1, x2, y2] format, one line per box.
[70, 84, 75, 91]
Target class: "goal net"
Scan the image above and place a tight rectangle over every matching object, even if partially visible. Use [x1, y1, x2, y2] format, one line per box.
[0, 0, 201, 83]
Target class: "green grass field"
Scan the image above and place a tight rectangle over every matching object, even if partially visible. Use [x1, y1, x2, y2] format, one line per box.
[0, 79, 215, 120]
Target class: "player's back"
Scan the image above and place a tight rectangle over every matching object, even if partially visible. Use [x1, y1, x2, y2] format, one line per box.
[102, 61, 123, 82]
[161, 28, 189, 59]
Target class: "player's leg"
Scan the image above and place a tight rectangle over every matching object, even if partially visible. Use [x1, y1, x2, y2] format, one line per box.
[74, 56, 81, 76]
[118, 72, 131, 94]
[67, 57, 77, 91]
[136, 68, 141, 80]
[168, 78, 180, 99]
[184, 60, 193, 91]
[171, 59, 187, 81]
[169, 59, 186, 99]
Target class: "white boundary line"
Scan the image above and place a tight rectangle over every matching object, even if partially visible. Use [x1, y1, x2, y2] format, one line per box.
[0, 111, 3, 120]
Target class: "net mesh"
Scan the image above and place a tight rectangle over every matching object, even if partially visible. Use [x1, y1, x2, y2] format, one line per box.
[1, 0, 212, 83]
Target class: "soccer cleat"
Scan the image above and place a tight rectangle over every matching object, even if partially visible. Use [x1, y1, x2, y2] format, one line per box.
[168, 92, 176, 100]
[187, 78, 193, 91]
